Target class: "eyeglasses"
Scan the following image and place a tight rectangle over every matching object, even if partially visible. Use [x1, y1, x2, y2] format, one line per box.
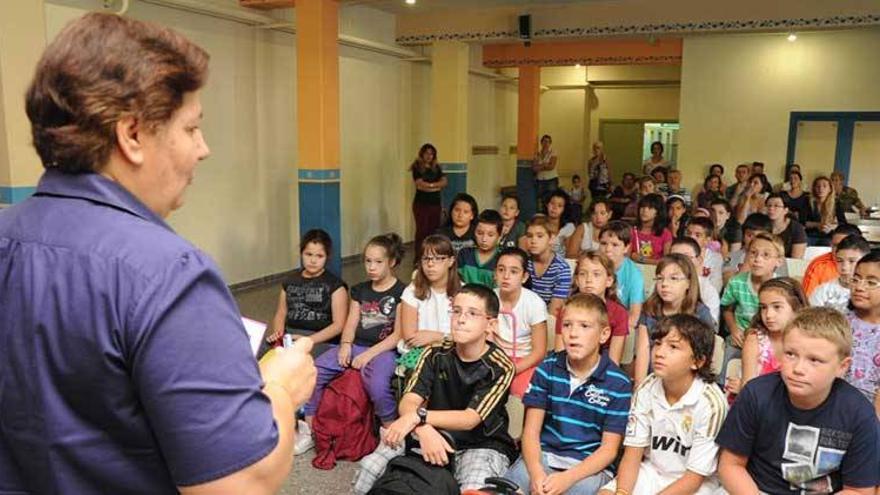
[449, 308, 491, 320]
[421, 255, 450, 265]
[748, 250, 778, 261]
[850, 276, 880, 290]
[654, 275, 688, 284]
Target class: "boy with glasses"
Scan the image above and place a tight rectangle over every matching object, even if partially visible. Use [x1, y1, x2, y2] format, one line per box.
[354, 284, 516, 493]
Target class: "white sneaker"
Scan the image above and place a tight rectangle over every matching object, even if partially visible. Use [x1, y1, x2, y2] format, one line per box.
[294, 419, 314, 455]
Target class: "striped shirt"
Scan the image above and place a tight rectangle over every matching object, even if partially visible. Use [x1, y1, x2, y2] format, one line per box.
[720, 271, 760, 333]
[523, 352, 632, 463]
[527, 254, 572, 304]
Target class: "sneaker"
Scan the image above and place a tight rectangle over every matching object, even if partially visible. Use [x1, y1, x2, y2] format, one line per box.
[294, 419, 314, 455]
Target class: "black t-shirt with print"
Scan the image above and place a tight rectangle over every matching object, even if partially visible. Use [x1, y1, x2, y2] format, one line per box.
[404, 340, 517, 461]
[435, 224, 476, 254]
[716, 373, 880, 493]
[282, 269, 346, 341]
[351, 280, 406, 347]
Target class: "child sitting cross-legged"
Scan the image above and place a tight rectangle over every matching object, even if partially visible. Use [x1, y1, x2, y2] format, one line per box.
[600, 314, 728, 495]
[504, 293, 632, 495]
[353, 284, 517, 493]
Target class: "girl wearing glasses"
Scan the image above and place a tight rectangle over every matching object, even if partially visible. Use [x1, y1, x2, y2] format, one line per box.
[397, 235, 461, 369]
[845, 250, 880, 415]
[492, 247, 548, 398]
[633, 254, 716, 384]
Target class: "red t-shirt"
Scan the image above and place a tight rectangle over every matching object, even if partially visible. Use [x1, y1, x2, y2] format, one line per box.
[556, 298, 629, 350]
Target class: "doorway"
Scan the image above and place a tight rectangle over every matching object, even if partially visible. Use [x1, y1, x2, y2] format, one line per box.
[599, 119, 679, 183]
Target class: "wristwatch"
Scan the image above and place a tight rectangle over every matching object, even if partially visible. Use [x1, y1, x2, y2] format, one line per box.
[416, 407, 428, 426]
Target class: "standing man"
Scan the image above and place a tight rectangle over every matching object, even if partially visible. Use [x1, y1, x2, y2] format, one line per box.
[0, 13, 315, 494]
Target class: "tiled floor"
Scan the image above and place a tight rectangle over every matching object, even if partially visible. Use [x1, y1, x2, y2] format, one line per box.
[232, 249, 415, 493]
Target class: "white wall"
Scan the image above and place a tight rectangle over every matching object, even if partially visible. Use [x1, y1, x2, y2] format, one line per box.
[678, 28, 880, 192]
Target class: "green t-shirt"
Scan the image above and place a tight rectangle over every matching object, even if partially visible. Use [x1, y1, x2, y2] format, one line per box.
[720, 271, 759, 333]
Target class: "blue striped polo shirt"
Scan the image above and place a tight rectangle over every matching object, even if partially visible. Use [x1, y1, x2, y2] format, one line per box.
[523, 352, 632, 462]
[527, 253, 572, 304]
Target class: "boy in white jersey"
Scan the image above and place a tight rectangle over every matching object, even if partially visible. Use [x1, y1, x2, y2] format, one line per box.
[600, 314, 728, 495]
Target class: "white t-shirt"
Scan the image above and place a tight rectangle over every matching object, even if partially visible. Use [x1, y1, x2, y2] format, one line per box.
[493, 287, 548, 357]
[398, 284, 452, 354]
[578, 222, 598, 252]
[625, 374, 728, 488]
[810, 279, 850, 313]
[698, 276, 720, 327]
[703, 250, 724, 295]
[536, 149, 558, 181]
[553, 222, 576, 258]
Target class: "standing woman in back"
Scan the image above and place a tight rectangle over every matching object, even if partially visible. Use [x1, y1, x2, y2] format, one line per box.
[410, 143, 447, 256]
[533, 134, 559, 212]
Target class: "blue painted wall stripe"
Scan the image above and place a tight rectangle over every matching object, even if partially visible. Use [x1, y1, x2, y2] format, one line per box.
[516, 160, 536, 220]
[835, 119, 855, 180]
[298, 168, 341, 181]
[441, 162, 467, 173]
[298, 181, 342, 275]
[0, 186, 37, 204]
[441, 164, 467, 210]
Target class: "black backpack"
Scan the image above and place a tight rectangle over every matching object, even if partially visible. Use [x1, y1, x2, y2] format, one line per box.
[367, 431, 460, 495]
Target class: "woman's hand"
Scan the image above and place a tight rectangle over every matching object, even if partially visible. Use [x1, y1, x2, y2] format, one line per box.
[351, 350, 374, 370]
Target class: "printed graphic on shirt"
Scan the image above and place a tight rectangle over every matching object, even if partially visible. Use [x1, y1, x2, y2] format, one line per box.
[583, 384, 610, 407]
[286, 284, 328, 322]
[638, 239, 654, 259]
[360, 295, 398, 340]
[652, 434, 692, 457]
[780, 423, 850, 493]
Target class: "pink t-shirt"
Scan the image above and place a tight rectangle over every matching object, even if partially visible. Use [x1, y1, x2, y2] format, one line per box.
[756, 331, 781, 376]
[630, 227, 673, 261]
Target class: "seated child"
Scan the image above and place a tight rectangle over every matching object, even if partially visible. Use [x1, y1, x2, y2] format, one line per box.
[525, 215, 572, 317]
[716, 307, 880, 493]
[725, 277, 806, 397]
[354, 285, 517, 493]
[633, 254, 716, 384]
[630, 193, 672, 265]
[556, 250, 630, 365]
[810, 234, 870, 312]
[505, 294, 632, 494]
[436, 192, 478, 254]
[600, 221, 645, 333]
[722, 212, 771, 285]
[710, 197, 742, 261]
[720, 232, 784, 380]
[493, 247, 548, 398]
[499, 195, 526, 250]
[458, 209, 502, 287]
[398, 234, 460, 366]
[845, 250, 880, 415]
[304, 234, 406, 433]
[600, 314, 728, 495]
[669, 236, 720, 326]
[545, 189, 577, 258]
[802, 224, 864, 296]
[685, 216, 723, 294]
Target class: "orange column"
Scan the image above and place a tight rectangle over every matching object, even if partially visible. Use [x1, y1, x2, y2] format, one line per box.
[296, 0, 341, 272]
[517, 66, 541, 219]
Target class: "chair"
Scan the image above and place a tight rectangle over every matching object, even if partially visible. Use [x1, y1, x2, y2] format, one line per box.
[506, 395, 525, 440]
[564, 258, 577, 279]
[620, 329, 637, 366]
[710, 335, 725, 377]
[726, 358, 743, 384]
[786, 257, 809, 281]
[804, 246, 831, 262]
[635, 262, 656, 298]
[545, 313, 558, 353]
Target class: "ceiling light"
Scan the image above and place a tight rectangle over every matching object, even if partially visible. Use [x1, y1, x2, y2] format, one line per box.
[405, 0, 416, 4]
[575, 63, 581, 68]
[787, 33, 797, 42]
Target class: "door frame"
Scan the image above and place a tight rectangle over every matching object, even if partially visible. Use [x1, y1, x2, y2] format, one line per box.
[786, 111, 880, 182]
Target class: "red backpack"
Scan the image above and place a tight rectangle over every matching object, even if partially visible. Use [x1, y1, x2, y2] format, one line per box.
[311, 369, 379, 470]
